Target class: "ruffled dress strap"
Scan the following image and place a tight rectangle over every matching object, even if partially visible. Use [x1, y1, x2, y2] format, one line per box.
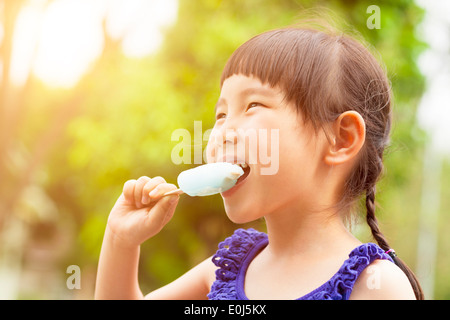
[207, 228, 268, 300]
[207, 228, 393, 300]
[299, 243, 394, 300]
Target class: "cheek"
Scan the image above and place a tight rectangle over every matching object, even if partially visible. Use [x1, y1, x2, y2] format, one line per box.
[277, 116, 321, 167]
[205, 142, 215, 164]
[205, 126, 223, 163]
[264, 124, 321, 197]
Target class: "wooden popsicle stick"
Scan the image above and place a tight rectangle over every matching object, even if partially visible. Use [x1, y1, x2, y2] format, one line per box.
[163, 188, 185, 196]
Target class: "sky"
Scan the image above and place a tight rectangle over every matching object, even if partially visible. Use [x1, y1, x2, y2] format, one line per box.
[8, 0, 178, 88]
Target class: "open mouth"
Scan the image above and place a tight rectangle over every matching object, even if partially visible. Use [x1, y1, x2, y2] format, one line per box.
[235, 163, 251, 186]
[220, 162, 250, 197]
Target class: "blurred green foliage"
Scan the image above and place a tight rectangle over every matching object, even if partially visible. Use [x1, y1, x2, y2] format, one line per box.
[1, 0, 449, 299]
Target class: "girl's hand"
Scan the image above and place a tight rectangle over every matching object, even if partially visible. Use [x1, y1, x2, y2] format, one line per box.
[106, 176, 180, 248]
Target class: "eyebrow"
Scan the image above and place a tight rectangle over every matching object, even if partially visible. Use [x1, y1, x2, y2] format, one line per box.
[239, 87, 275, 98]
[214, 86, 275, 113]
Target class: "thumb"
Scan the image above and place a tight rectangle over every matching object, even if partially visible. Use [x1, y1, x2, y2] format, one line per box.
[160, 194, 180, 225]
[145, 194, 180, 233]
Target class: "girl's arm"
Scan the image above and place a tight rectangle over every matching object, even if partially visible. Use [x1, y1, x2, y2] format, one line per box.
[95, 226, 143, 299]
[94, 176, 215, 300]
[144, 256, 216, 300]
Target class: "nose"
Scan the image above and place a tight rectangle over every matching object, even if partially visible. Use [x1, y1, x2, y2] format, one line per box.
[223, 128, 238, 145]
[206, 119, 240, 163]
[214, 115, 240, 145]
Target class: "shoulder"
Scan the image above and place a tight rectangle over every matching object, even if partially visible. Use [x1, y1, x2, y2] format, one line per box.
[350, 259, 416, 300]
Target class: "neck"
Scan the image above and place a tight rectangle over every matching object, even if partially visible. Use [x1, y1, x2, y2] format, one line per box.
[263, 201, 360, 259]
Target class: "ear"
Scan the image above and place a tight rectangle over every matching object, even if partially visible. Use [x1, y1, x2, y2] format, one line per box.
[324, 111, 366, 166]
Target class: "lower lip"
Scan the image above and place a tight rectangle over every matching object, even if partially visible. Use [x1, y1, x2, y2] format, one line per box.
[221, 174, 248, 198]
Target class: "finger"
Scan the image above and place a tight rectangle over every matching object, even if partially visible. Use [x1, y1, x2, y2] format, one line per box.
[145, 194, 179, 234]
[148, 182, 177, 201]
[161, 195, 179, 225]
[123, 179, 137, 204]
[142, 176, 166, 204]
[134, 176, 151, 208]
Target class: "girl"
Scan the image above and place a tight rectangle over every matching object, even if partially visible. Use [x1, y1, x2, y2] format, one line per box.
[95, 24, 424, 300]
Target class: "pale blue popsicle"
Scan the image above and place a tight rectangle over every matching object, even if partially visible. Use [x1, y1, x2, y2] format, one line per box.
[176, 162, 244, 196]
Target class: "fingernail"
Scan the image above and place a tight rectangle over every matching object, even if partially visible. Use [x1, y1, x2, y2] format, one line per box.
[149, 188, 158, 197]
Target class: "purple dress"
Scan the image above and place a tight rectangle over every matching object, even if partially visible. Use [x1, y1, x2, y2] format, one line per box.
[207, 228, 393, 300]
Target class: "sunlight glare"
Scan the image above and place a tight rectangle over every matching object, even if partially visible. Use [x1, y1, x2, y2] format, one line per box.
[105, 0, 178, 57]
[10, 1, 44, 86]
[33, 0, 104, 88]
[10, 0, 178, 88]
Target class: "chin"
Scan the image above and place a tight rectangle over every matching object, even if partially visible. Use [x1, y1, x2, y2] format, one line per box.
[226, 214, 254, 225]
[223, 200, 263, 224]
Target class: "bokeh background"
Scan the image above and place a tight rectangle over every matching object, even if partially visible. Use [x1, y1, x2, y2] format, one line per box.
[0, 0, 449, 299]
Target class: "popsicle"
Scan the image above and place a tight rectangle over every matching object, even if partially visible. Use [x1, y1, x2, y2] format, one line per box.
[164, 162, 245, 197]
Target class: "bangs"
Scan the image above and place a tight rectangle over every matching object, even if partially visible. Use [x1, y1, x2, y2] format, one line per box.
[220, 29, 303, 88]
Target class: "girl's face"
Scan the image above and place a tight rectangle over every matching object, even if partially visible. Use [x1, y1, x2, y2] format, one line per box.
[206, 74, 329, 223]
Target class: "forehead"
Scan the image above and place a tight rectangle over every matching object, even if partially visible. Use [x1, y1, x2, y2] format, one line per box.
[216, 75, 282, 106]
[215, 75, 280, 114]
[215, 75, 292, 117]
